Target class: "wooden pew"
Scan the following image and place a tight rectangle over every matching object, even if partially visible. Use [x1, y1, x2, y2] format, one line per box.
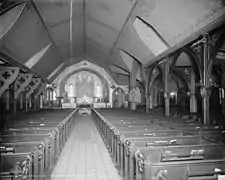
[1, 109, 78, 180]
[133, 144, 225, 180]
[1, 145, 43, 180]
[92, 109, 225, 180]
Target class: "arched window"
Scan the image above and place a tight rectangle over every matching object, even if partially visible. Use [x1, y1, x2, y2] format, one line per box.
[96, 84, 102, 97]
[69, 84, 74, 97]
[53, 90, 56, 101]
[46, 89, 49, 100]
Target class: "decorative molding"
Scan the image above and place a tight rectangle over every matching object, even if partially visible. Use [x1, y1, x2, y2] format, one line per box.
[14, 73, 33, 98]
[25, 77, 41, 99]
[54, 60, 116, 87]
[0, 67, 19, 97]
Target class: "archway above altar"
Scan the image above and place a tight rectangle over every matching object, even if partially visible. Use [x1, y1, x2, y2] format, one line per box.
[53, 61, 122, 108]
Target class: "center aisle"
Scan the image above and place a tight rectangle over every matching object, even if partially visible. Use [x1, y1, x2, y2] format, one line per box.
[50, 114, 121, 180]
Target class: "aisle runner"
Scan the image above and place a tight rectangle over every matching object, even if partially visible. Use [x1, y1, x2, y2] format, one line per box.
[51, 115, 121, 180]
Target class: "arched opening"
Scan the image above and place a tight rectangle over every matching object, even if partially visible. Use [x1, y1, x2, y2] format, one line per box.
[171, 50, 201, 116]
[60, 70, 109, 107]
[209, 65, 222, 118]
[112, 88, 125, 108]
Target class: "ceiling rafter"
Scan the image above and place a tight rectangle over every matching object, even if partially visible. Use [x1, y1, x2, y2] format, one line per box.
[105, 0, 139, 65]
[144, 11, 225, 68]
[109, 64, 129, 74]
[30, 0, 64, 63]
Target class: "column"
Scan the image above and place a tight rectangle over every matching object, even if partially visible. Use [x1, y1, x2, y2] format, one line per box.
[117, 89, 123, 107]
[129, 77, 137, 111]
[40, 95, 43, 108]
[130, 89, 136, 110]
[20, 93, 23, 110]
[34, 96, 37, 109]
[190, 68, 197, 113]
[25, 98, 28, 112]
[202, 34, 210, 125]
[13, 98, 17, 113]
[6, 90, 10, 111]
[222, 71, 225, 115]
[109, 88, 113, 108]
[145, 84, 150, 112]
[164, 60, 170, 116]
[149, 94, 153, 109]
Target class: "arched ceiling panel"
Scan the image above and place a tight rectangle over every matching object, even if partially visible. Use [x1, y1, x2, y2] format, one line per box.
[132, 17, 169, 56]
[86, 21, 117, 49]
[117, 24, 155, 64]
[0, 2, 26, 40]
[0, 3, 53, 64]
[85, 38, 108, 64]
[139, 0, 225, 46]
[119, 49, 133, 72]
[175, 52, 192, 67]
[0, 2, 63, 78]
[0, 0, 224, 82]
[33, 0, 84, 62]
[86, 0, 133, 32]
[32, 45, 63, 77]
[112, 73, 129, 86]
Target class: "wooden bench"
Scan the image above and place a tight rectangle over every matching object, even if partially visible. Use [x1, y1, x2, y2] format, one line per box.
[1, 109, 78, 180]
[1, 146, 43, 180]
[92, 109, 225, 180]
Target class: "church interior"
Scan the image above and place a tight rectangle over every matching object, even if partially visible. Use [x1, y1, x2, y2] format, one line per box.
[1, 0, 225, 179]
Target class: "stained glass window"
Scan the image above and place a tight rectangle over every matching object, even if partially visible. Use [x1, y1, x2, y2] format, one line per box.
[69, 84, 74, 97]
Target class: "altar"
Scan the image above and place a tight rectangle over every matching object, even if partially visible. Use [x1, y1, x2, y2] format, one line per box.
[62, 102, 77, 109]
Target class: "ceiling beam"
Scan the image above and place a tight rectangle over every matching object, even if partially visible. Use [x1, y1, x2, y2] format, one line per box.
[83, 0, 86, 59]
[30, 0, 64, 63]
[144, 11, 225, 68]
[105, 0, 139, 65]
[70, 0, 73, 64]
[110, 64, 129, 73]
[113, 72, 129, 76]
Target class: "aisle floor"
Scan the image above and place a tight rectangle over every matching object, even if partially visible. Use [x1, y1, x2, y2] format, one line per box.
[50, 114, 121, 180]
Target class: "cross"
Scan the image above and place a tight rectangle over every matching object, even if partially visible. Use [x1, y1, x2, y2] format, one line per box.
[19, 77, 25, 84]
[2, 71, 11, 79]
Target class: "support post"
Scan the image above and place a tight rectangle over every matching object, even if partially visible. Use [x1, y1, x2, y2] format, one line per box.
[14, 73, 33, 113]
[34, 82, 47, 109]
[129, 60, 140, 110]
[149, 94, 153, 109]
[190, 68, 197, 113]
[145, 85, 150, 112]
[26, 78, 42, 111]
[164, 59, 170, 116]
[202, 34, 210, 125]
[6, 90, 10, 111]
[40, 95, 43, 108]
[20, 93, 23, 110]
[25, 98, 28, 112]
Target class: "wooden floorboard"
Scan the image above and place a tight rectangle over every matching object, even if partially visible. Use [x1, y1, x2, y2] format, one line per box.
[50, 114, 121, 180]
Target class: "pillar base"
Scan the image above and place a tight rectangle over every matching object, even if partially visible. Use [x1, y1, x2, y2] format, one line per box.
[130, 102, 136, 110]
